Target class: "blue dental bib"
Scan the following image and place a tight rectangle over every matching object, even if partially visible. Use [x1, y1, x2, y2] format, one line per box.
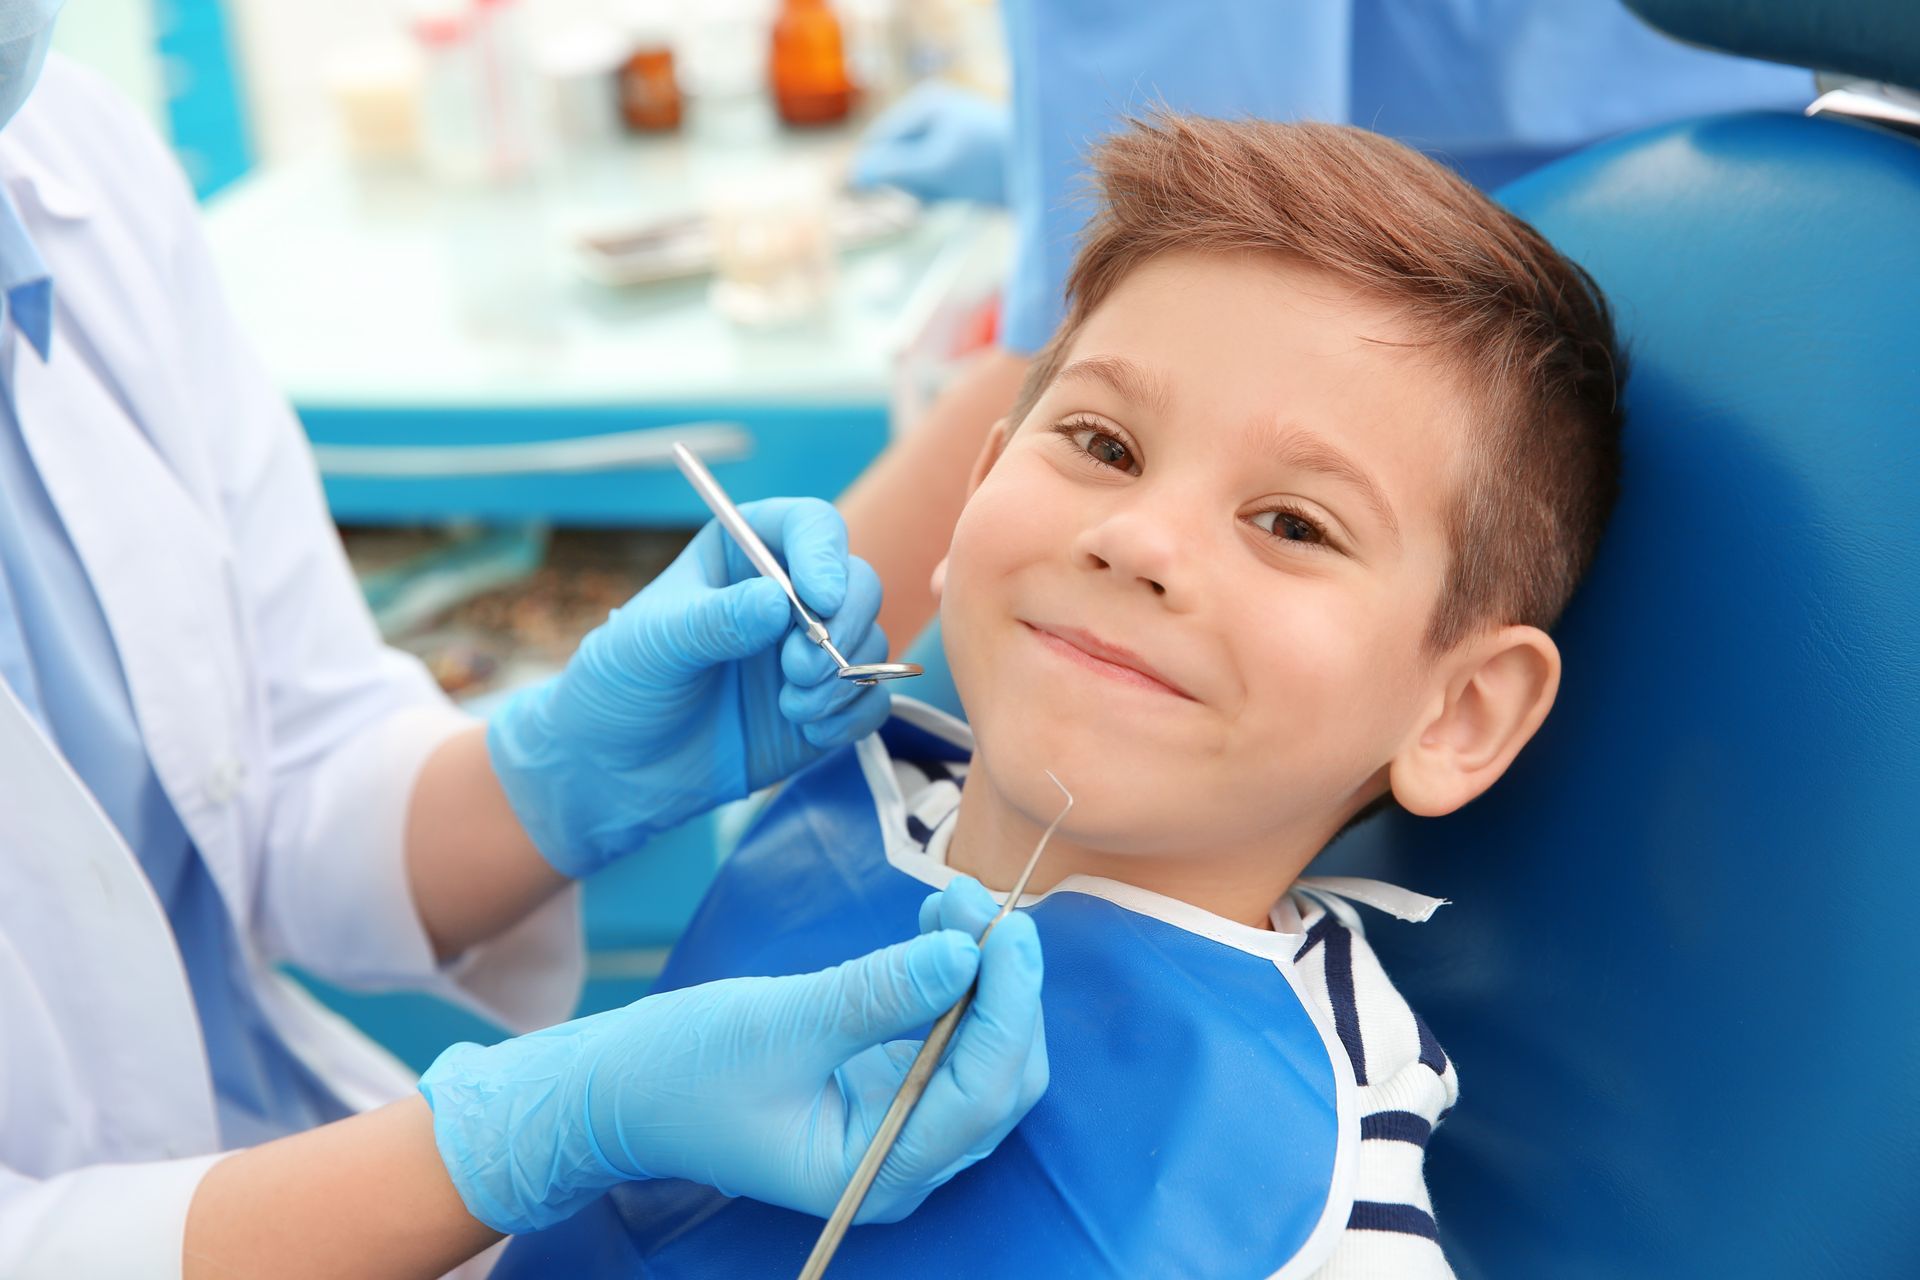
[498, 706, 1356, 1279]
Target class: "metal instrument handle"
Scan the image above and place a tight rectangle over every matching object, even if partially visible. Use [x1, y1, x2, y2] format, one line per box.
[795, 987, 975, 1280]
[671, 442, 851, 665]
[313, 421, 751, 478]
[798, 773, 1071, 1278]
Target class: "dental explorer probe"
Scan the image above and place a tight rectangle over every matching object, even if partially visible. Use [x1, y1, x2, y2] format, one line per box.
[797, 770, 1075, 1280]
[671, 442, 922, 686]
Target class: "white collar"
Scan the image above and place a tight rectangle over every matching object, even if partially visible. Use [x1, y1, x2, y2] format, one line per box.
[0, 132, 95, 224]
[866, 699, 1447, 961]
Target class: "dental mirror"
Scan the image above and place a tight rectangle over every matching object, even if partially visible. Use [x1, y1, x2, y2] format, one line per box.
[672, 442, 923, 686]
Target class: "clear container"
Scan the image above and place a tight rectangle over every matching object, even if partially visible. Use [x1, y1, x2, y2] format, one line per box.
[412, 1, 488, 184]
[706, 163, 837, 326]
[412, 0, 546, 184]
[838, 0, 904, 103]
[470, 0, 543, 180]
[322, 39, 423, 171]
[535, 24, 627, 150]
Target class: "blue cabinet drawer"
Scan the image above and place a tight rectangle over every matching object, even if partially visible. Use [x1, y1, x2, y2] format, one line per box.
[301, 401, 890, 525]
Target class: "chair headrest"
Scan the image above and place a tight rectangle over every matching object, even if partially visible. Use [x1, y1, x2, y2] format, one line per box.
[1628, 0, 1920, 90]
[1320, 110, 1920, 1275]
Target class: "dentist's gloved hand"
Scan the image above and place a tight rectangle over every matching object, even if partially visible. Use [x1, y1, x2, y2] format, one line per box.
[850, 82, 1011, 206]
[488, 498, 890, 877]
[419, 876, 1048, 1234]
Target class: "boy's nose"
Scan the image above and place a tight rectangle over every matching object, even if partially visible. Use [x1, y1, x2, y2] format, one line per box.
[1085, 548, 1166, 595]
[1072, 506, 1189, 604]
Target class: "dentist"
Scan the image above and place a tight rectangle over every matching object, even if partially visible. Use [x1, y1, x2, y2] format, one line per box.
[0, 10, 1047, 1279]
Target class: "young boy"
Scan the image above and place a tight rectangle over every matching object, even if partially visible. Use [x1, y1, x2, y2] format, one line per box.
[497, 112, 1622, 1279]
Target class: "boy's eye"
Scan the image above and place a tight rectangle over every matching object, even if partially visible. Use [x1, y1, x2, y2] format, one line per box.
[1250, 505, 1334, 551]
[1061, 421, 1140, 474]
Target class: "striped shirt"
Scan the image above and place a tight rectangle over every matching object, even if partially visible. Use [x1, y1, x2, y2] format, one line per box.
[893, 754, 1460, 1279]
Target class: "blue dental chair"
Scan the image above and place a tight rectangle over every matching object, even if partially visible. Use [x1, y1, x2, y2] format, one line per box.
[898, 4, 1920, 1275]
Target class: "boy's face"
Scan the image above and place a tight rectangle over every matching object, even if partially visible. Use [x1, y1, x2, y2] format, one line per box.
[942, 251, 1471, 857]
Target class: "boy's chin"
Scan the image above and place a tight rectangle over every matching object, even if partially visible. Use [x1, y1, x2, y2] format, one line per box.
[972, 716, 1193, 834]
[970, 710, 1352, 855]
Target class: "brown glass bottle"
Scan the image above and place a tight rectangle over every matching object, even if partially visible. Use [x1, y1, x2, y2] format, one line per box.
[770, 0, 855, 126]
[621, 42, 682, 132]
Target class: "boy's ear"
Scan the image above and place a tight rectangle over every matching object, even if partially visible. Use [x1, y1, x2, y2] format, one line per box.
[968, 416, 1014, 495]
[934, 416, 1016, 602]
[1388, 625, 1561, 818]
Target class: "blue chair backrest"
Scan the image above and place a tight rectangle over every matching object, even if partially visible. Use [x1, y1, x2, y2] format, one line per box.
[1319, 106, 1920, 1279]
[1625, 0, 1920, 93]
[902, 94, 1920, 1280]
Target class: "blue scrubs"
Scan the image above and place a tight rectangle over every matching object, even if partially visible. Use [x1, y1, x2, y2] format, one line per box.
[0, 187, 347, 1148]
[999, 0, 1817, 353]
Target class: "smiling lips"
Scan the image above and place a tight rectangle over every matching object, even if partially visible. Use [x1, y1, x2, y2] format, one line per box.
[1022, 622, 1198, 701]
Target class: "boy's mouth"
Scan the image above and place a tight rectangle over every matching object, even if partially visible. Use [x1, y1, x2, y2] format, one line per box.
[1020, 621, 1199, 701]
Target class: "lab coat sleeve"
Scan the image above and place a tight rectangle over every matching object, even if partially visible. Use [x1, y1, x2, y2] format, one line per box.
[0, 1155, 226, 1280]
[145, 107, 582, 1033]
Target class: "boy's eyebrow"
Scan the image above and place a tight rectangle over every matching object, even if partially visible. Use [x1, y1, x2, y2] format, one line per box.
[1263, 424, 1402, 548]
[1050, 355, 1173, 417]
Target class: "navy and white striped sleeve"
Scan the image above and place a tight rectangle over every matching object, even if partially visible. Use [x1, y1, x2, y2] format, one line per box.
[1292, 892, 1461, 1279]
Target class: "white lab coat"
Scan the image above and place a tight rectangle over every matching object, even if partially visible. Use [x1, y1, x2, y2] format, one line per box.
[0, 59, 583, 1277]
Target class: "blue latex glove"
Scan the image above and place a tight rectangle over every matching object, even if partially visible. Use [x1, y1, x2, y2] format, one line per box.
[420, 875, 1048, 1234]
[488, 498, 890, 878]
[850, 82, 1011, 206]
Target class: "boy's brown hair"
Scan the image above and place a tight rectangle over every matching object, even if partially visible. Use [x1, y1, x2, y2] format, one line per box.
[1012, 112, 1626, 654]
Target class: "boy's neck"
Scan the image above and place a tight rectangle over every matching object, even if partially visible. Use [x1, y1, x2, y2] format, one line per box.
[944, 755, 1325, 931]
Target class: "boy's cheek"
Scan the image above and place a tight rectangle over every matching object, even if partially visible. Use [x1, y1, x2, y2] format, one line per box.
[937, 532, 1004, 725]
[943, 479, 1063, 616]
[960, 458, 1064, 545]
